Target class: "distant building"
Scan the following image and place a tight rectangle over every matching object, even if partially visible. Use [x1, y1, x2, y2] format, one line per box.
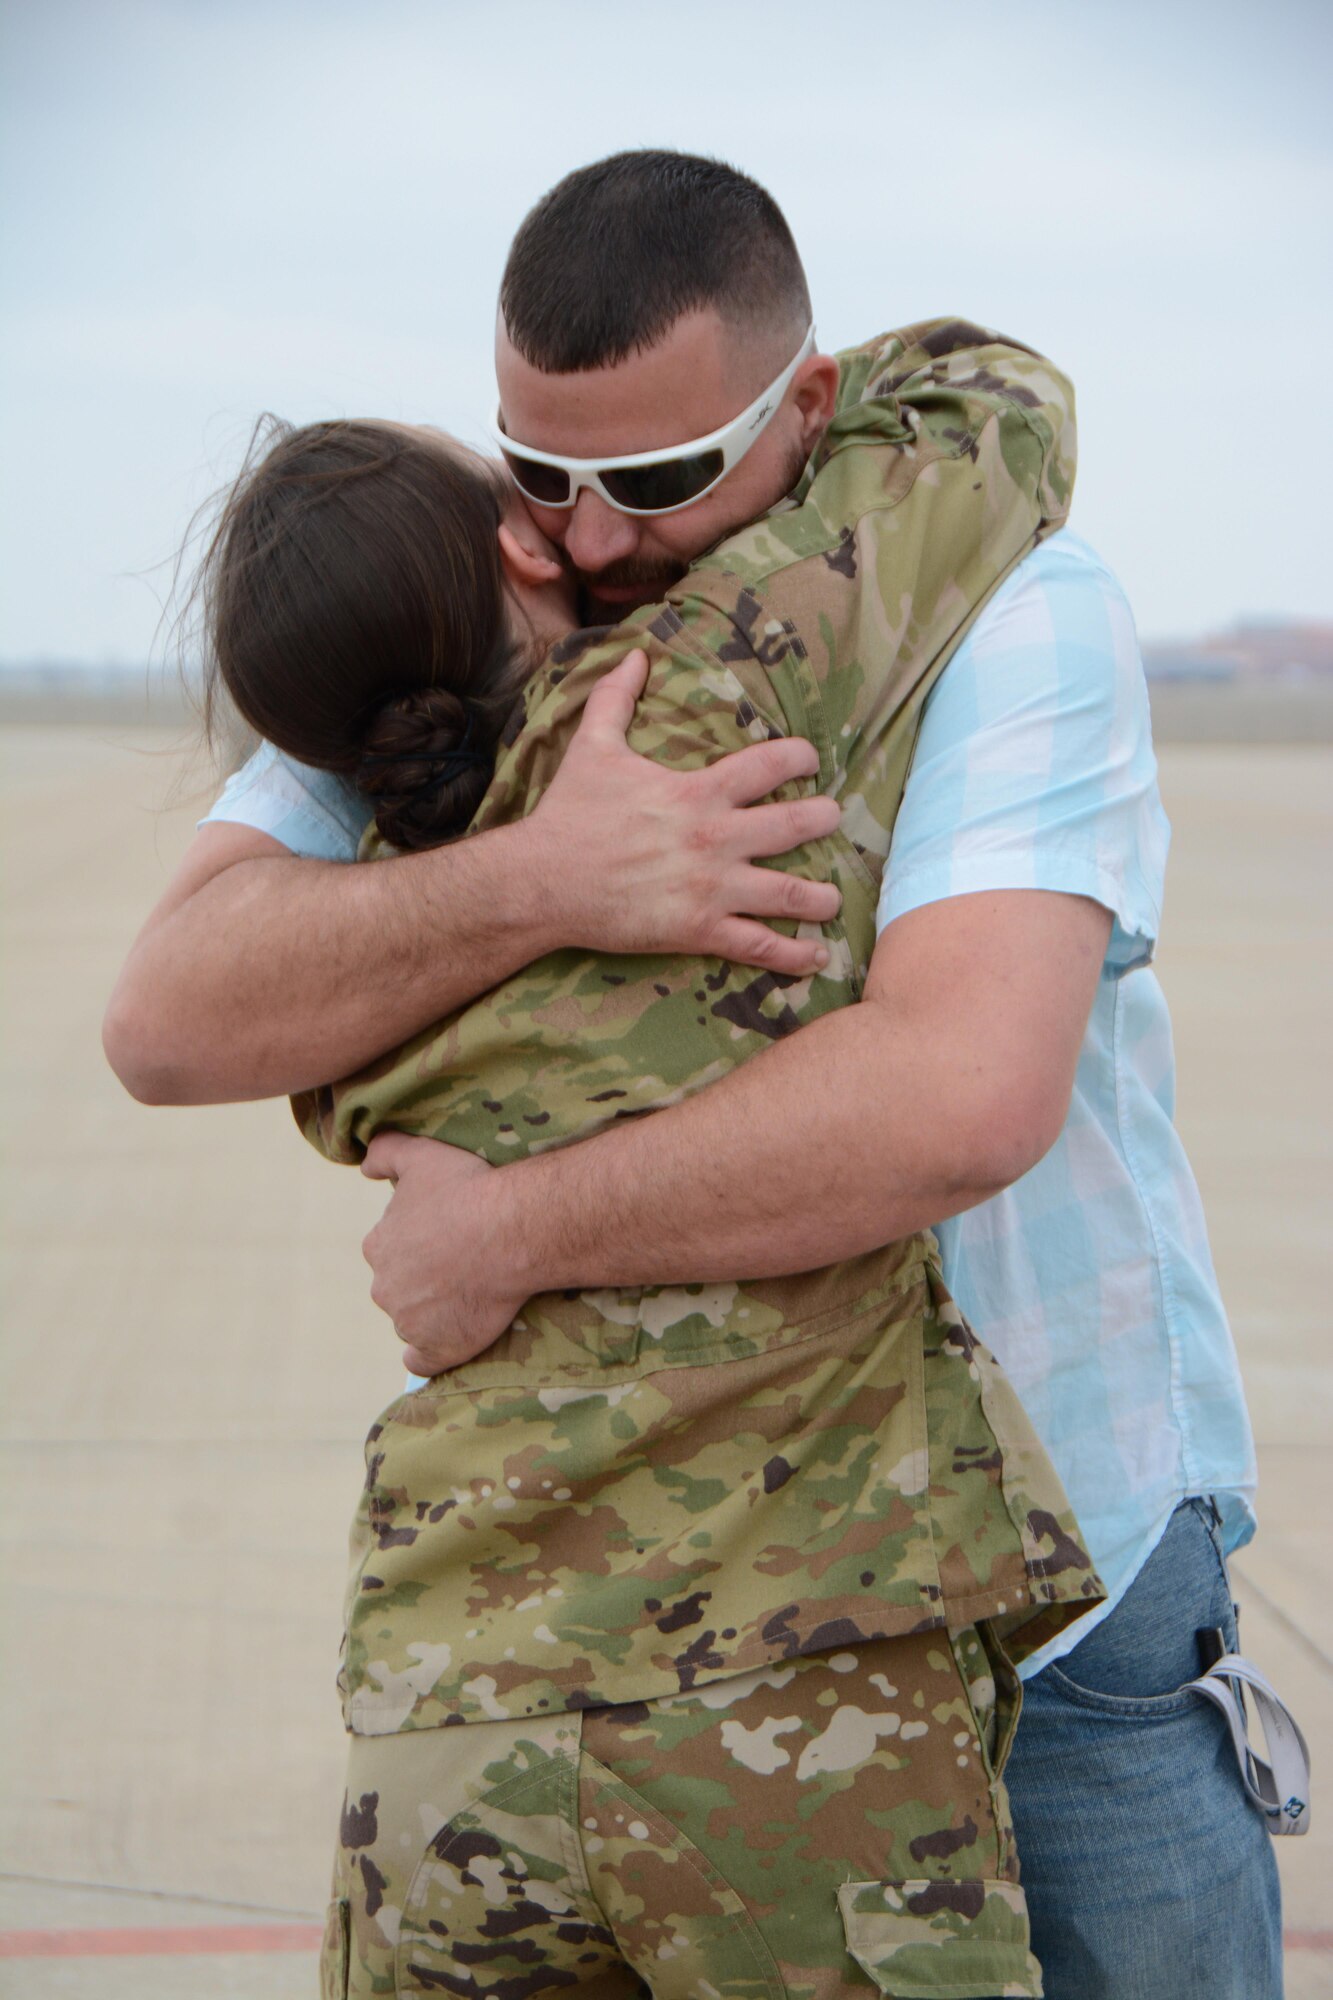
[1143, 619, 1333, 683]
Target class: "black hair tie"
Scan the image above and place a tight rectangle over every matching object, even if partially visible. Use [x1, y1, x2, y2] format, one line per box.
[359, 700, 493, 791]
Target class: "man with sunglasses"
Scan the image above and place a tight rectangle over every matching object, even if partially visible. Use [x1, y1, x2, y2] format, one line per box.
[492, 324, 819, 607]
[106, 151, 1280, 1999]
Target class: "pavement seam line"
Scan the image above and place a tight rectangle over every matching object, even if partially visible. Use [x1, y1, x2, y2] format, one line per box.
[0, 1870, 318, 1922]
[1232, 1566, 1333, 1679]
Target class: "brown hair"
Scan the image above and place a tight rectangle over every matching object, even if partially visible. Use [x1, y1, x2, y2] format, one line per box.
[190, 417, 532, 849]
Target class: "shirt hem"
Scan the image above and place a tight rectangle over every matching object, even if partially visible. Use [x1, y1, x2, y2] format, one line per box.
[342, 1572, 1100, 1734]
[1016, 1478, 1258, 1681]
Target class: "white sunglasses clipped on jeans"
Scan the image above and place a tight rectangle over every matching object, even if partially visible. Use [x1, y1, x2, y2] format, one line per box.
[493, 326, 817, 518]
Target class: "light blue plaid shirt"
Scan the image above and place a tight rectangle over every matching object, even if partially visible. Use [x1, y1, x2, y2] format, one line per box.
[204, 530, 1258, 1675]
[877, 531, 1256, 1670]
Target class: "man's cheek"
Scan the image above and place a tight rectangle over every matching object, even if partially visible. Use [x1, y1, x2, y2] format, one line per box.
[524, 502, 574, 547]
[653, 503, 738, 566]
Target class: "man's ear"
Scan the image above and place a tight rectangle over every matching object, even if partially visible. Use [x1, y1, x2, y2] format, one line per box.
[793, 354, 841, 454]
[497, 519, 564, 588]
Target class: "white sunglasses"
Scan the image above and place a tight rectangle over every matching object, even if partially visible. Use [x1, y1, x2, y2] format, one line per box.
[492, 326, 816, 518]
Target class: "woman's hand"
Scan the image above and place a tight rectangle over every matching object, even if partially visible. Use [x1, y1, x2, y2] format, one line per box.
[360, 1133, 532, 1375]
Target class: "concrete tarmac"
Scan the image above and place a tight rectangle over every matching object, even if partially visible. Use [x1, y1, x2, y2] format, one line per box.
[2, 723, 1330, 1996]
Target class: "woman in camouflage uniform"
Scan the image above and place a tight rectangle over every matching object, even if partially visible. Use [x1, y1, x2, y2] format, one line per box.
[199, 324, 1104, 2000]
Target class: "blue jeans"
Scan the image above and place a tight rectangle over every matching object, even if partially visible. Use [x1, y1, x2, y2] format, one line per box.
[1006, 1497, 1283, 1999]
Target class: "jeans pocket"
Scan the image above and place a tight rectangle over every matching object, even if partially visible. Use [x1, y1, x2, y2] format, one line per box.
[1040, 1659, 1202, 1718]
[838, 1879, 1042, 1996]
[1041, 1497, 1238, 1715]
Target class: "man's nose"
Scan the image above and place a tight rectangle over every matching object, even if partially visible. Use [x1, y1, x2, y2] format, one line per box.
[562, 489, 640, 574]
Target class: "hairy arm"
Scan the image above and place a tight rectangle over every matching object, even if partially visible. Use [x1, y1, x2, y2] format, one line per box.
[104, 816, 563, 1105]
[104, 655, 840, 1104]
[362, 888, 1112, 1374]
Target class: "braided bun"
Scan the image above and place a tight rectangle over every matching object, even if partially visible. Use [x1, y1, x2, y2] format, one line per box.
[355, 686, 494, 851]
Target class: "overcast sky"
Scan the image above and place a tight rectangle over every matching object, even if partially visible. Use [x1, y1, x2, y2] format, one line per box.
[2, 0, 1330, 663]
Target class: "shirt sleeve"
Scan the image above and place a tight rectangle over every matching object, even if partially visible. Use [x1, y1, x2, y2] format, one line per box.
[877, 533, 1170, 974]
[199, 741, 368, 861]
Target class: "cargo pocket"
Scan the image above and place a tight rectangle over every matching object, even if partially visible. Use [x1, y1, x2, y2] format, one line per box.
[838, 1878, 1042, 1997]
[319, 1896, 350, 2000]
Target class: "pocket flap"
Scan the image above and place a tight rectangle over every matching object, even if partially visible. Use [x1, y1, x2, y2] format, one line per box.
[838, 1878, 1042, 1997]
[320, 1897, 350, 2000]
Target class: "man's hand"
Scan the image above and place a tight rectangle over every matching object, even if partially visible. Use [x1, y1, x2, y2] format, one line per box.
[536, 651, 841, 977]
[361, 1132, 527, 1375]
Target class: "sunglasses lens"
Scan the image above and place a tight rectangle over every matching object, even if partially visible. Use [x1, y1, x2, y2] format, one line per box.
[499, 448, 572, 507]
[601, 449, 726, 514]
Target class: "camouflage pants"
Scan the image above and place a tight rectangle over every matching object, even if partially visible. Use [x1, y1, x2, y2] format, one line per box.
[321, 1626, 1042, 1999]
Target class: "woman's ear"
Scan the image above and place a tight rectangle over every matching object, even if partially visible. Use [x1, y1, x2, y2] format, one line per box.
[498, 519, 564, 588]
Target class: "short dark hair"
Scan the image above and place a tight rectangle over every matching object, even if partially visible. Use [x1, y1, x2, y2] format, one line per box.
[500, 150, 811, 373]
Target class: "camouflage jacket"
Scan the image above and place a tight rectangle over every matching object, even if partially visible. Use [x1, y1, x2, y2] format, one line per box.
[297, 321, 1103, 1735]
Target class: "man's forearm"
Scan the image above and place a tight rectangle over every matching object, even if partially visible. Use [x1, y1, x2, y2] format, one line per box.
[359, 891, 1108, 1371]
[495, 1000, 1014, 1293]
[106, 821, 559, 1104]
[485, 898, 1104, 1295]
[481, 893, 1103, 1296]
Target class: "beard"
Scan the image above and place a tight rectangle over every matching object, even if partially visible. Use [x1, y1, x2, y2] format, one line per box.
[576, 553, 689, 610]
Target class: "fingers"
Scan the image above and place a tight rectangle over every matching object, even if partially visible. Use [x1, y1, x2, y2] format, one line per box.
[573, 648, 651, 749]
[708, 735, 821, 806]
[361, 1131, 409, 1182]
[727, 863, 841, 925]
[730, 794, 842, 860]
[708, 916, 833, 978]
